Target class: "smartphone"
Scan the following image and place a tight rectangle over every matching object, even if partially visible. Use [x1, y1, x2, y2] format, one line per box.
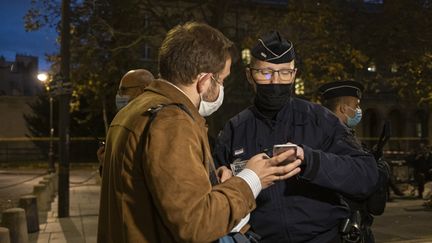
[273, 144, 297, 165]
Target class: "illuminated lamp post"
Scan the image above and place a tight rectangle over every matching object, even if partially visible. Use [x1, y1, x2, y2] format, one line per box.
[37, 72, 55, 173]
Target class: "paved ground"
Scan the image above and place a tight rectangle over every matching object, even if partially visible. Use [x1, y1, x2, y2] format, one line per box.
[1, 166, 432, 242]
[373, 198, 432, 242]
[0, 165, 100, 243]
[0, 165, 98, 222]
[29, 181, 100, 243]
[0, 169, 47, 215]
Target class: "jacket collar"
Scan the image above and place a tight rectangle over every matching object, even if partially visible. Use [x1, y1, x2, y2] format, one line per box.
[251, 98, 293, 123]
[145, 79, 206, 126]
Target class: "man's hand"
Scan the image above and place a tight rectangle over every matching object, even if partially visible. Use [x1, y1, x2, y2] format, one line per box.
[216, 166, 233, 183]
[245, 149, 302, 189]
[97, 146, 105, 164]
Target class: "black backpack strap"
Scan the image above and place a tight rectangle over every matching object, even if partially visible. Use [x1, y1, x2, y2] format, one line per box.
[146, 103, 193, 122]
[139, 103, 193, 243]
[143, 103, 218, 186]
[142, 103, 194, 140]
[141, 103, 193, 171]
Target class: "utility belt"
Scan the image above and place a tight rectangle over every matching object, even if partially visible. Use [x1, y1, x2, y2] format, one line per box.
[219, 230, 261, 243]
[339, 210, 373, 243]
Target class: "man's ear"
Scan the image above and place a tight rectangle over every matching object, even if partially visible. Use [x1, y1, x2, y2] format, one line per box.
[339, 103, 347, 115]
[245, 68, 257, 92]
[196, 73, 212, 94]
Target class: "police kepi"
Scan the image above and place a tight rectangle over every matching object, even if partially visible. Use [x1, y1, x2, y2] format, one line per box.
[318, 80, 364, 100]
[251, 31, 295, 64]
[318, 80, 364, 128]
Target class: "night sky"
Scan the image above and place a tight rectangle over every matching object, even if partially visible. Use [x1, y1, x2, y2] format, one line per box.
[0, 0, 57, 71]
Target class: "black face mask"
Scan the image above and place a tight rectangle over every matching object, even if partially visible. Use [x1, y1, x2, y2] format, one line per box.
[254, 83, 293, 119]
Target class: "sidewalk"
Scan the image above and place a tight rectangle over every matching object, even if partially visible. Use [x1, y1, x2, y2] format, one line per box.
[373, 197, 432, 243]
[29, 174, 100, 243]
[25, 173, 432, 243]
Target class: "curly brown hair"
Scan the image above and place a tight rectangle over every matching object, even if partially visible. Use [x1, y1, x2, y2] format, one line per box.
[158, 22, 235, 85]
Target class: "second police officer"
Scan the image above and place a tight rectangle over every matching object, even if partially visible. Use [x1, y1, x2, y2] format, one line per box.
[319, 80, 390, 243]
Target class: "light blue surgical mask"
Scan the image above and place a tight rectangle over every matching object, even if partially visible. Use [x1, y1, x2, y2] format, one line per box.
[345, 107, 362, 128]
[115, 94, 130, 110]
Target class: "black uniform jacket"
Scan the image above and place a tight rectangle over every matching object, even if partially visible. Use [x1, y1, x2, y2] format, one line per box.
[214, 98, 378, 243]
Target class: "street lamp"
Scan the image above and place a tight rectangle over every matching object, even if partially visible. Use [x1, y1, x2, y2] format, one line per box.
[37, 72, 55, 173]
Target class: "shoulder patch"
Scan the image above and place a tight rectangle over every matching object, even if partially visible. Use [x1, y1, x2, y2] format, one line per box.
[234, 148, 244, 156]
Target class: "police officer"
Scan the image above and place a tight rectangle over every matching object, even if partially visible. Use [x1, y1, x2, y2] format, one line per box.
[213, 31, 378, 242]
[318, 80, 364, 129]
[318, 80, 390, 243]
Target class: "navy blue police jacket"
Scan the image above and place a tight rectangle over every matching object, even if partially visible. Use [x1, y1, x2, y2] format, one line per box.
[213, 98, 378, 243]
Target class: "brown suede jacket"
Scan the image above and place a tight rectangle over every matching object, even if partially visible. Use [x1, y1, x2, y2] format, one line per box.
[97, 80, 255, 243]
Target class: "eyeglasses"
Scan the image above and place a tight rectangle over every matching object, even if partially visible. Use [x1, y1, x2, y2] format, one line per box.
[118, 85, 147, 95]
[249, 67, 297, 83]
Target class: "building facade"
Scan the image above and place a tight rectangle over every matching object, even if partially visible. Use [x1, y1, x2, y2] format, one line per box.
[0, 54, 41, 96]
[0, 55, 44, 162]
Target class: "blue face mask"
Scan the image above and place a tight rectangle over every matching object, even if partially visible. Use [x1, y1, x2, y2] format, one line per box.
[115, 94, 130, 110]
[345, 107, 362, 128]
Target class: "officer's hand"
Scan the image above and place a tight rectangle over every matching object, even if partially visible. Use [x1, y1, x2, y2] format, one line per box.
[216, 166, 233, 183]
[295, 145, 304, 161]
[245, 152, 301, 189]
[284, 142, 304, 161]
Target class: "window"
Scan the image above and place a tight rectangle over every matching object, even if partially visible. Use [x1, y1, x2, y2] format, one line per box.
[367, 63, 376, 72]
[241, 49, 251, 65]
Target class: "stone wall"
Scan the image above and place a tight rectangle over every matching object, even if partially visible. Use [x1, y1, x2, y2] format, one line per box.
[0, 96, 45, 162]
[0, 96, 36, 138]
